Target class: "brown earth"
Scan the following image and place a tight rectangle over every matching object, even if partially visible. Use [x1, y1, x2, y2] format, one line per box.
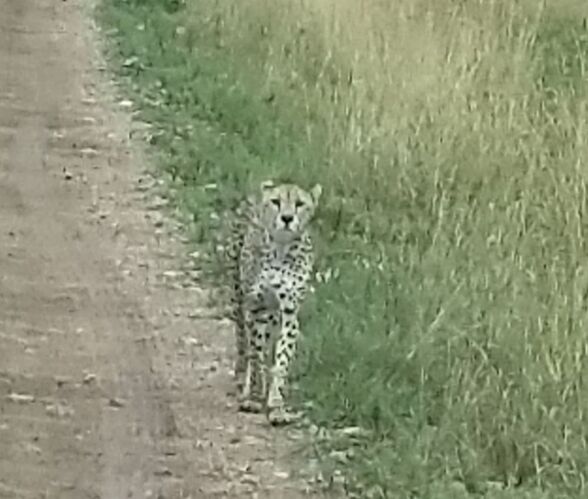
[0, 1, 325, 497]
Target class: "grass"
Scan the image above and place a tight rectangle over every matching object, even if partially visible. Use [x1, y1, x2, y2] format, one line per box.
[98, 0, 588, 497]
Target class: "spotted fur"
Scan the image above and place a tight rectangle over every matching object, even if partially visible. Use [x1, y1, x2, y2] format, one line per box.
[226, 181, 322, 425]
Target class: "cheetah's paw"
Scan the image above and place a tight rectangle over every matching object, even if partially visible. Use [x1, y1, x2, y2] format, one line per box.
[238, 399, 264, 413]
[267, 407, 301, 426]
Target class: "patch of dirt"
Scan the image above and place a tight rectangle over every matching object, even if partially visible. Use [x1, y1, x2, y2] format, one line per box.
[0, 1, 325, 497]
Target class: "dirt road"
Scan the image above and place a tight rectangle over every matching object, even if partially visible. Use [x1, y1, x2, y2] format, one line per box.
[0, 1, 318, 497]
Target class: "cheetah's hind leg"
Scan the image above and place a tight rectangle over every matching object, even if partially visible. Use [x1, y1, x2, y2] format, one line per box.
[233, 305, 248, 391]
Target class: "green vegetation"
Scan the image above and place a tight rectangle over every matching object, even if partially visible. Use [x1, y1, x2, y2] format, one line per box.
[98, 0, 588, 496]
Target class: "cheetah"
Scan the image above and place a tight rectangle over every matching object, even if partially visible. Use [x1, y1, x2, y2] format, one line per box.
[226, 180, 322, 425]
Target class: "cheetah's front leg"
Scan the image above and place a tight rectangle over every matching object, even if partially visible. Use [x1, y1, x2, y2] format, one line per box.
[239, 309, 270, 413]
[267, 306, 301, 425]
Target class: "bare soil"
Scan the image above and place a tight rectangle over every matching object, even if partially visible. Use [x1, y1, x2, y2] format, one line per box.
[0, 1, 321, 497]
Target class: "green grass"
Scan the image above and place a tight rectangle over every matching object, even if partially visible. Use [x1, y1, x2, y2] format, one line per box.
[98, 0, 588, 497]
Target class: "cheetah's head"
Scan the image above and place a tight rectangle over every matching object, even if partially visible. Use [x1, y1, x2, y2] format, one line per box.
[258, 181, 322, 244]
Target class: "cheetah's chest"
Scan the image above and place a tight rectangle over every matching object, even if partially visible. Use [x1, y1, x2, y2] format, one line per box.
[256, 251, 310, 308]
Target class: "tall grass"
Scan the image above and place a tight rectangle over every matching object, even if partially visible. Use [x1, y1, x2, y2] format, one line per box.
[100, 0, 588, 496]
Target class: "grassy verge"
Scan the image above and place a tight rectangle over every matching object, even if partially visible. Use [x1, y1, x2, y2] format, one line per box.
[98, 0, 588, 497]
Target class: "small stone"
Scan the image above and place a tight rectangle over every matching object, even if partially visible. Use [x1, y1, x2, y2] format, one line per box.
[79, 147, 98, 158]
[153, 468, 173, 477]
[122, 56, 139, 68]
[45, 402, 74, 417]
[6, 393, 35, 403]
[147, 197, 169, 210]
[241, 474, 260, 486]
[108, 397, 125, 408]
[55, 376, 70, 387]
[184, 337, 203, 347]
[162, 270, 182, 279]
[24, 442, 42, 455]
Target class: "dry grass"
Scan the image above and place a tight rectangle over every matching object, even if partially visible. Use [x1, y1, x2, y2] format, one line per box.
[102, 0, 588, 496]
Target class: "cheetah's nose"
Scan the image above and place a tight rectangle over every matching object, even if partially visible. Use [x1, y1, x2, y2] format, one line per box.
[281, 214, 294, 226]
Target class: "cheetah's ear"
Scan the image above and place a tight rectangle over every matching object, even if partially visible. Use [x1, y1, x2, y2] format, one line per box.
[310, 184, 322, 204]
[260, 179, 275, 191]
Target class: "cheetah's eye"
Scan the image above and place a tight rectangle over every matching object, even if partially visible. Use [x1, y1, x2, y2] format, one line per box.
[270, 198, 281, 208]
[294, 200, 305, 209]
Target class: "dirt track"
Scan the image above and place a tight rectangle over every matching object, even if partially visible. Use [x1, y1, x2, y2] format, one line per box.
[0, 1, 318, 498]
